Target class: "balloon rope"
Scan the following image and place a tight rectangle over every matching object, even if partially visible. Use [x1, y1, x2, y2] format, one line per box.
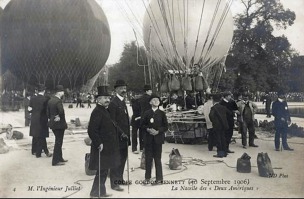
[205, 0, 233, 59]
[197, 0, 221, 65]
[192, 0, 205, 63]
[142, 0, 172, 64]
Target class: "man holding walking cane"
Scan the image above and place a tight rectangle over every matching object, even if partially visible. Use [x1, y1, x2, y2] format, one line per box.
[88, 86, 120, 198]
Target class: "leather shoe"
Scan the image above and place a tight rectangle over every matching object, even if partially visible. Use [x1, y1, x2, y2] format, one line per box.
[283, 147, 294, 151]
[249, 144, 258, 147]
[46, 153, 53, 157]
[213, 154, 224, 158]
[243, 145, 247, 149]
[52, 162, 65, 166]
[60, 159, 68, 162]
[226, 149, 234, 153]
[152, 180, 163, 186]
[111, 186, 124, 191]
[90, 193, 112, 198]
[275, 148, 280, 151]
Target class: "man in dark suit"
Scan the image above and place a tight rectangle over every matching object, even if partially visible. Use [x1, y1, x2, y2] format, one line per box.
[219, 91, 238, 153]
[130, 94, 142, 154]
[108, 80, 130, 191]
[24, 92, 31, 127]
[141, 93, 168, 184]
[88, 86, 120, 198]
[137, 84, 153, 153]
[263, 91, 272, 118]
[272, 90, 293, 151]
[47, 85, 68, 166]
[28, 84, 52, 158]
[209, 93, 230, 158]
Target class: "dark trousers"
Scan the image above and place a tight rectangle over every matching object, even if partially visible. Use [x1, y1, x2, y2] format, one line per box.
[88, 101, 91, 108]
[52, 129, 65, 165]
[32, 137, 38, 154]
[32, 137, 49, 155]
[207, 128, 216, 151]
[36, 137, 49, 157]
[25, 117, 30, 126]
[132, 126, 143, 152]
[110, 148, 127, 187]
[214, 128, 227, 156]
[90, 169, 108, 197]
[266, 105, 271, 117]
[145, 141, 163, 181]
[274, 120, 289, 149]
[225, 125, 234, 150]
[241, 119, 255, 146]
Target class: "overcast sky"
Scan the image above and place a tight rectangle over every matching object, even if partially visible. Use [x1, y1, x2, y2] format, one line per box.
[1, 0, 303, 65]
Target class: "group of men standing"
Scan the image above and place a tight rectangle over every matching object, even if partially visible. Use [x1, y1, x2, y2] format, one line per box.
[205, 90, 293, 158]
[28, 84, 68, 166]
[87, 80, 168, 198]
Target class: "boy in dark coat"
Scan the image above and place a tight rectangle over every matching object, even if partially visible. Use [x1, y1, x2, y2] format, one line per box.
[88, 86, 120, 198]
[209, 93, 230, 158]
[141, 94, 168, 184]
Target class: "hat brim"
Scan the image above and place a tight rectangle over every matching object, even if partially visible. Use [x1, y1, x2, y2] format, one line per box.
[95, 94, 111, 98]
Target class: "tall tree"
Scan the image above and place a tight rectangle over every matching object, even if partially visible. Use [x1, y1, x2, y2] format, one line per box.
[108, 41, 147, 93]
[221, 0, 296, 93]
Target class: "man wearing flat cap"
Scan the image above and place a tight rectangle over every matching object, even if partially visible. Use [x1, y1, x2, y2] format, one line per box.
[108, 79, 130, 191]
[236, 92, 259, 148]
[28, 84, 52, 158]
[47, 85, 68, 166]
[88, 86, 120, 198]
[272, 90, 294, 151]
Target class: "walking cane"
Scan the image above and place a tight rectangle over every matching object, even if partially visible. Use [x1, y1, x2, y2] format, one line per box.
[126, 140, 130, 194]
[99, 147, 101, 197]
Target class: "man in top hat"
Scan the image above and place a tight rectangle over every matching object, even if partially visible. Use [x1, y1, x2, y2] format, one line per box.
[108, 79, 130, 191]
[28, 84, 52, 158]
[47, 85, 68, 166]
[219, 91, 238, 153]
[272, 90, 294, 151]
[141, 93, 168, 184]
[88, 86, 120, 198]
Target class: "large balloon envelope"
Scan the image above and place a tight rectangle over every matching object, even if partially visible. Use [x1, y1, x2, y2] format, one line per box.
[143, 0, 233, 75]
[1, 0, 111, 89]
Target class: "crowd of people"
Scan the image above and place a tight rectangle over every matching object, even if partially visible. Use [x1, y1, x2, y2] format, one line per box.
[1, 79, 296, 198]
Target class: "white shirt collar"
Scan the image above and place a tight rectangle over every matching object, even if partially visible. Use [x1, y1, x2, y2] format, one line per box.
[152, 107, 158, 112]
[223, 98, 229, 103]
[116, 93, 124, 101]
[278, 98, 284, 102]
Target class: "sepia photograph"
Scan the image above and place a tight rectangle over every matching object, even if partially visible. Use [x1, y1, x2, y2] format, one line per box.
[0, 0, 303, 198]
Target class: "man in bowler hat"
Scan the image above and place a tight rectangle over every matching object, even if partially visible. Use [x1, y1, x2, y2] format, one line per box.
[28, 84, 52, 158]
[88, 86, 120, 198]
[108, 80, 130, 191]
[47, 85, 68, 166]
[141, 93, 168, 184]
